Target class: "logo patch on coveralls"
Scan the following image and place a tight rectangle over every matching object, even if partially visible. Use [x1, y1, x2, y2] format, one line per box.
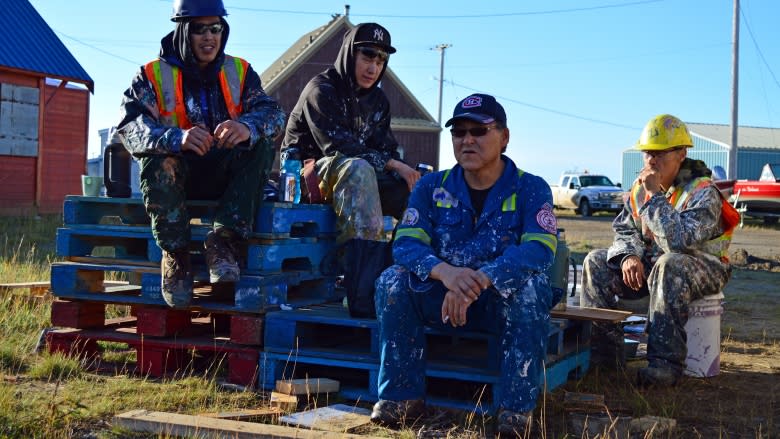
[401, 208, 420, 226]
[536, 203, 557, 234]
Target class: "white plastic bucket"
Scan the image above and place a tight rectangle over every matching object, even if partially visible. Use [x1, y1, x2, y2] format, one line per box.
[684, 292, 724, 377]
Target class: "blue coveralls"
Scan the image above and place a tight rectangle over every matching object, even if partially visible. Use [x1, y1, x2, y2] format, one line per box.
[375, 156, 558, 413]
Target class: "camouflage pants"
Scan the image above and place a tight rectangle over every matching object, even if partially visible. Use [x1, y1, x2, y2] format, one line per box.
[375, 265, 552, 413]
[138, 139, 274, 251]
[316, 153, 408, 244]
[581, 249, 730, 373]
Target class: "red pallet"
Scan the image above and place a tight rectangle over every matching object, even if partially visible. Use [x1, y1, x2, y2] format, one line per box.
[51, 300, 265, 345]
[45, 322, 262, 387]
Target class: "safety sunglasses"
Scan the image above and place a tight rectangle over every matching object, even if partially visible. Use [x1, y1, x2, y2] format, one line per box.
[357, 46, 389, 62]
[643, 147, 684, 159]
[191, 22, 224, 35]
[450, 125, 496, 138]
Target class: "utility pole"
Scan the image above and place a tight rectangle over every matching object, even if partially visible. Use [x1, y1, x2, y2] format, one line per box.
[433, 43, 452, 126]
[729, 0, 739, 179]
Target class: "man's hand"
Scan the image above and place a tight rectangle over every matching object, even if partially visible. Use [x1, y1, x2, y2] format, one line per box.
[431, 263, 491, 302]
[214, 120, 250, 149]
[621, 255, 646, 291]
[441, 290, 472, 327]
[386, 159, 420, 192]
[638, 165, 663, 194]
[181, 125, 214, 156]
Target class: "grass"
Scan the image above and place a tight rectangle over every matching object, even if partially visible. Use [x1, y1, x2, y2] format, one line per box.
[1, 213, 777, 438]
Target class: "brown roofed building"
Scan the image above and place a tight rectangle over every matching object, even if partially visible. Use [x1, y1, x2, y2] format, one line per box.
[261, 14, 441, 174]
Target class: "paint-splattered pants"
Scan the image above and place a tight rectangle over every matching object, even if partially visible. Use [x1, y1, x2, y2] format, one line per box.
[375, 265, 552, 413]
[138, 139, 274, 252]
[580, 249, 730, 373]
[316, 153, 409, 244]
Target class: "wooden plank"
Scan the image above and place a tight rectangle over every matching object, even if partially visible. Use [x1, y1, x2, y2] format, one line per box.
[114, 409, 377, 439]
[551, 306, 632, 323]
[275, 378, 340, 395]
[270, 392, 299, 412]
[199, 407, 283, 421]
[280, 404, 371, 433]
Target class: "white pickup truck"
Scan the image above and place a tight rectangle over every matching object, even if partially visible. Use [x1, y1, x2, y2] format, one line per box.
[551, 173, 624, 217]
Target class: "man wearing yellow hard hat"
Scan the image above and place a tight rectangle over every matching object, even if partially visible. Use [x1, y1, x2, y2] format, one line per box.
[580, 114, 740, 386]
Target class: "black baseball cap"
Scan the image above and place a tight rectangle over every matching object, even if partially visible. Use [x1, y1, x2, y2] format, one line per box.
[445, 94, 507, 127]
[352, 23, 396, 54]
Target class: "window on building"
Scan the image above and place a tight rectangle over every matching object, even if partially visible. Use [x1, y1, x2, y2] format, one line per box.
[0, 83, 40, 157]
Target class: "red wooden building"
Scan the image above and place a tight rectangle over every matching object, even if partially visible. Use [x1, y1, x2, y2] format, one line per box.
[0, 0, 93, 215]
[260, 14, 441, 172]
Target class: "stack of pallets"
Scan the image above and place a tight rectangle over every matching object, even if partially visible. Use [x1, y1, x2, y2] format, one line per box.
[47, 195, 339, 386]
[260, 303, 591, 413]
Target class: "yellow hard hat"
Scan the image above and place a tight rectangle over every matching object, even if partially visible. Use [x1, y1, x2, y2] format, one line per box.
[635, 114, 693, 151]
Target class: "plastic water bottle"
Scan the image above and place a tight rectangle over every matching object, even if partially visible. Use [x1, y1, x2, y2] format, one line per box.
[280, 147, 302, 204]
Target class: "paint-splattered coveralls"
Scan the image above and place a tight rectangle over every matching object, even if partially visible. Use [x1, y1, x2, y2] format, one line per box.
[581, 159, 734, 374]
[118, 29, 285, 251]
[375, 156, 558, 413]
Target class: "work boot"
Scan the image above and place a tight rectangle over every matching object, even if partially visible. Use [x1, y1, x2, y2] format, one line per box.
[589, 323, 626, 370]
[637, 366, 681, 387]
[204, 228, 240, 283]
[369, 399, 424, 429]
[496, 409, 533, 437]
[161, 248, 193, 309]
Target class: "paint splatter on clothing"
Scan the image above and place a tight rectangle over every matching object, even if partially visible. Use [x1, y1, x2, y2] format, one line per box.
[581, 158, 733, 372]
[375, 156, 557, 413]
[116, 26, 284, 251]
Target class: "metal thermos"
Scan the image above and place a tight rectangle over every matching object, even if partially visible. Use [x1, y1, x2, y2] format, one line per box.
[416, 163, 434, 176]
[103, 128, 132, 198]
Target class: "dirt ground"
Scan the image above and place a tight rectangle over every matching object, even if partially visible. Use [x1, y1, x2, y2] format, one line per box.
[554, 212, 780, 438]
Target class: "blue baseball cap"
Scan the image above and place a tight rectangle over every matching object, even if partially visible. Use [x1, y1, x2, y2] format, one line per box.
[445, 93, 507, 127]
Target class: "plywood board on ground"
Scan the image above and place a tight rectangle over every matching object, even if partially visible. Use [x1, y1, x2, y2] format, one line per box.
[552, 306, 632, 322]
[280, 404, 371, 433]
[114, 409, 377, 439]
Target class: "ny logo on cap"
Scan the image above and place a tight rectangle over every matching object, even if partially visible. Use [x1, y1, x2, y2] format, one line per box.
[462, 96, 482, 108]
[373, 28, 385, 41]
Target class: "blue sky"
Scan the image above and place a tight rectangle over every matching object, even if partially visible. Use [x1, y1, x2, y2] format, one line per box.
[28, 0, 780, 184]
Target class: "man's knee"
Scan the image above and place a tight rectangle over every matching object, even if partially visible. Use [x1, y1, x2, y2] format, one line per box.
[375, 265, 411, 309]
[583, 249, 608, 274]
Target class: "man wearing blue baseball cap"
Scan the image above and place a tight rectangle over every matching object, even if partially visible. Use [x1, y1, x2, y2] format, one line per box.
[372, 94, 558, 436]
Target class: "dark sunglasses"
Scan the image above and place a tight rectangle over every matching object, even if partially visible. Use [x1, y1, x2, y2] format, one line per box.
[450, 125, 496, 138]
[357, 46, 389, 62]
[191, 22, 224, 35]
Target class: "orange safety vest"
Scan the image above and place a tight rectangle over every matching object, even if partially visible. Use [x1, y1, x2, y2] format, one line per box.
[629, 176, 741, 262]
[143, 55, 248, 129]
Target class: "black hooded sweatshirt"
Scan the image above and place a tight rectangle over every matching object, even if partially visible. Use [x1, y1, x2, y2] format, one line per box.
[281, 24, 400, 172]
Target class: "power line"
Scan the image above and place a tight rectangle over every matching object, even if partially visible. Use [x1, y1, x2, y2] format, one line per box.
[228, 0, 663, 19]
[55, 30, 141, 66]
[448, 80, 639, 130]
[740, 5, 780, 90]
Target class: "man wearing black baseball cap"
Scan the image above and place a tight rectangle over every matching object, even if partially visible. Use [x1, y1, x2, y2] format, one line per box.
[373, 93, 558, 435]
[282, 23, 418, 318]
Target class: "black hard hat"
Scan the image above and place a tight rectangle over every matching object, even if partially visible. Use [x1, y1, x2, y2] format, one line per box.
[171, 0, 227, 21]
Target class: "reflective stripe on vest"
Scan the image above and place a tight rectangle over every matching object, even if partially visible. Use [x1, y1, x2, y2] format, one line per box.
[629, 177, 739, 261]
[144, 55, 248, 128]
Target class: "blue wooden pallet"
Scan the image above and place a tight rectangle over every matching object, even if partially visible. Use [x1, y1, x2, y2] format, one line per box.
[258, 349, 590, 414]
[263, 304, 584, 368]
[56, 226, 337, 275]
[62, 195, 336, 238]
[49, 261, 340, 313]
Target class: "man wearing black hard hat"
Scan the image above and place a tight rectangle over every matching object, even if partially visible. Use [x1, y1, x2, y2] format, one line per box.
[282, 23, 418, 318]
[372, 94, 558, 436]
[117, 0, 286, 309]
